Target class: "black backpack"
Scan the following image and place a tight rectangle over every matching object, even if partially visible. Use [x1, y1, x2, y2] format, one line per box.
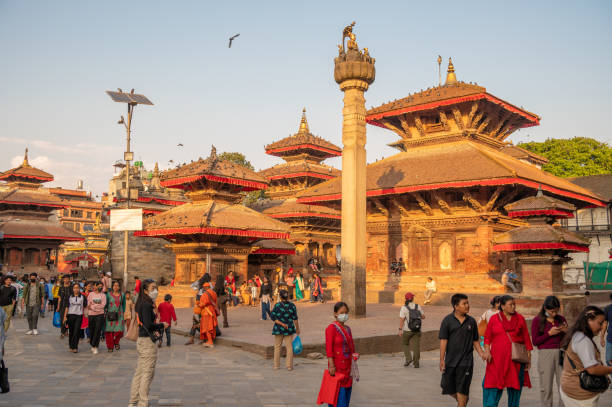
[407, 304, 422, 332]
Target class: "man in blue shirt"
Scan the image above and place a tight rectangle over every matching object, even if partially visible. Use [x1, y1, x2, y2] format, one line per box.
[601, 293, 612, 370]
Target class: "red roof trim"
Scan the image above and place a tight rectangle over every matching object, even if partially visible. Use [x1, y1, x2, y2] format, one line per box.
[508, 209, 574, 218]
[268, 212, 341, 220]
[297, 178, 605, 207]
[492, 242, 589, 253]
[266, 144, 341, 157]
[252, 248, 296, 255]
[268, 172, 336, 181]
[135, 197, 186, 206]
[0, 173, 53, 182]
[0, 200, 66, 209]
[3, 234, 83, 241]
[64, 253, 97, 263]
[143, 209, 162, 215]
[134, 227, 289, 240]
[366, 93, 540, 128]
[161, 174, 267, 191]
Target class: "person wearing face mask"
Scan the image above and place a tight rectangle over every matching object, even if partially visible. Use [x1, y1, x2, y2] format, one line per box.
[270, 289, 300, 370]
[129, 279, 167, 407]
[531, 296, 568, 407]
[22, 272, 44, 335]
[86, 281, 107, 354]
[325, 302, 358, 407]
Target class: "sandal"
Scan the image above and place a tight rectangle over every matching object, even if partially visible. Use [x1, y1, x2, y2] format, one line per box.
[108, 349, 113, 353]
[115, 344, 120, 351]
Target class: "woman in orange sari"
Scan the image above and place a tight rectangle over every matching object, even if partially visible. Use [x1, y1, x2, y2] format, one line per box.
[199, 282, 218, 348]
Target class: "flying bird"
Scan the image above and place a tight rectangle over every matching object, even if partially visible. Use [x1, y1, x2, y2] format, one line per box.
[177, 143, 183, 147]
[228, 33, 240, 48]
[168, 159, 174, 164]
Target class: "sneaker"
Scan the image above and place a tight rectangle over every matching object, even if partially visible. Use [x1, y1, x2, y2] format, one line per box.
[33, 329, 39, 335]
[25, 330, 33, 335]
[404, 360, 413, 367]
[93, 347, 99, 355]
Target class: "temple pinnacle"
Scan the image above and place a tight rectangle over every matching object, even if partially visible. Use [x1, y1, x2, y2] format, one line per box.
[445, 57, 457, 85]
[298, 107, 310, 134]
[22, 147, 30, 167]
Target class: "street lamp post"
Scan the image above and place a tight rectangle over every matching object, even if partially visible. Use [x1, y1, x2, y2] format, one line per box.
[106, 89, 153, 291]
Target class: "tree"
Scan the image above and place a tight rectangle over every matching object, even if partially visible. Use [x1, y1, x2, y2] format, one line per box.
[218, 151, 267, 205]
[518, 137, 612, 178]
[218, 152, 254, 170]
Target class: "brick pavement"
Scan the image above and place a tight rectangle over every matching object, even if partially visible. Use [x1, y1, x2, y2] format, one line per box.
[0, 313, 559, 406]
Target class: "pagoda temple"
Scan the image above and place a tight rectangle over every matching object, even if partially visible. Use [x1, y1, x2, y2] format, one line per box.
[253, 109, 342, 273]
[0, 149, 82, 277]
[135, 147, 291, 301]
[297, 60, 605, 303]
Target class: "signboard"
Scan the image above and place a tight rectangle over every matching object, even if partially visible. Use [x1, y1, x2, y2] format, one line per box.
[110, 208, 143, 231]
[79, 260, 89, 268]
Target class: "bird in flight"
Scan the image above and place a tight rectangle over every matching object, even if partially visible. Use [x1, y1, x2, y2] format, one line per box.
[177, 143, 183, 147]
[228, 33, 240, 48]
[168, 159, 174, 164]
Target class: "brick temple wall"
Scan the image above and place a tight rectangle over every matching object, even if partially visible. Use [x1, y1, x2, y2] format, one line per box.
[110, 231, 175, 289]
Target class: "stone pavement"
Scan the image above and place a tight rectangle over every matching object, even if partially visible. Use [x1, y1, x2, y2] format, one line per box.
[0, 313, 563, 406]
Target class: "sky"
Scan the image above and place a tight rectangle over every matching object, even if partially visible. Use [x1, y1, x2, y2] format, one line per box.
[1, 0, 611, 197]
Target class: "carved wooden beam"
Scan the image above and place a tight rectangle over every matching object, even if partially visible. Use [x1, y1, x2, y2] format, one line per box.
[463, 191, 484, 212]
[414, 117, 425, 137]
[371, 198, 389, 216]
[411, 192, 433, 216]
[497, 117, 520, 140]
[495, 188, 521, 211]
[439, 112, 451, 132]
[398, 115, 413, 138]
[470, 111, 484, 129]
[466, 102, 479, 127]
[484, 186, 504, 212]
[391, 197, 410, 216]
[476, 116, 492, 133]
[452, 107, 465, 130]
[432, 191, 452, 214]
[489, 111, 510, 139]
[381, 118, 407, 139]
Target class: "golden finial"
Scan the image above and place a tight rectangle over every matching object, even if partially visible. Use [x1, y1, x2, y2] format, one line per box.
[22, 147, 30, 167]
[445, 57, 457, 85]
[298, 108, 310, 133]
[153, 162, 160, 176]
[94, 213, 101, 231]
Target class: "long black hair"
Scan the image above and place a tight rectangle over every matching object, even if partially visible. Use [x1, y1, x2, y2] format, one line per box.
[498, 295, 514, 311]
[537, 295, 562, 334]
[561, 305, 605, 349]
[135, 279, 155, 310]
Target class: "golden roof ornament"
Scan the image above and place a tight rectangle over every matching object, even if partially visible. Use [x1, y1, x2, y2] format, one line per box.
[445, 57, 457, 85]
[210, 145, 217, 160]
[334, 22, 376, 85]
[153, 162, 160, 177]
[22, 147, 30, 167]
[298, 108, 310, 134]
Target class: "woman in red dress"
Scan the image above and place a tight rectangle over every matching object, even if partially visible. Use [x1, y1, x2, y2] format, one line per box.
[483, 295, 533, 407]
[325, 302, 358, 407]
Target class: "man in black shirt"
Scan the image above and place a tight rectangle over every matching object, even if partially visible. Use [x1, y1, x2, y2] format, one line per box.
[439, 293, 486, 407]
[0, 275, 17, 331]
[55, 275, 72, 337]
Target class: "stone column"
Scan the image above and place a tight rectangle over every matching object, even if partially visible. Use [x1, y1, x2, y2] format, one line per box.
[334, 24, 375, 317]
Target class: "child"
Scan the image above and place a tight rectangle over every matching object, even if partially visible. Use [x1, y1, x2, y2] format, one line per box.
[157, 294, 177, 347]
[249, 280, 258, 307]
[124, 291, 134, 331]
[185, 302, 202, 345]
[240, 282, 251, 306]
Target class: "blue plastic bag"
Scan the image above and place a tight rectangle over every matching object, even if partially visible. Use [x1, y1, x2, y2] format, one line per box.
[292, 335, 303, 355]
[52, 311, 61, 328]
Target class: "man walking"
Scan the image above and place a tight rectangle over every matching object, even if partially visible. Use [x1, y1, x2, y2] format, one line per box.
[0, 275, 17, 331]
[398, 292, 424, 368]
[601, 293, 612, 372]
[439, 293, 486, 407]
[56, 275, 72, 338]
[22, 272, 44, 335]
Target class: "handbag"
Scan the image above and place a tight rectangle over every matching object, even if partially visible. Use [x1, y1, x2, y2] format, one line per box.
[106, 311, 119, 321]
[0, 359, 9, 393]
[566, 352, 611, 393]
[499, 314, 529, 364]
[125, 315, 140, 341]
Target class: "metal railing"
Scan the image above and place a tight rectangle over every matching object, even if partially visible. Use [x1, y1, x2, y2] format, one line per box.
[565, 224, 611, 232]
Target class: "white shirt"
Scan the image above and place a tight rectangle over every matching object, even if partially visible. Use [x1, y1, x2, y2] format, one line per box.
[426, 280, 436, 291]
[479, 309, 499, 324]
[399, 303, 423, 332]
[571, 332, 599, 369]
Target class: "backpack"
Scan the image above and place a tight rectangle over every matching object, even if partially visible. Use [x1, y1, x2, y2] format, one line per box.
[407, 304, 422, 332]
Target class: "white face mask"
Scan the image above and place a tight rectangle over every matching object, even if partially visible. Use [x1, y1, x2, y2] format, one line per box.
[149, 289, 159, 301]
[337, 313, 349, 323]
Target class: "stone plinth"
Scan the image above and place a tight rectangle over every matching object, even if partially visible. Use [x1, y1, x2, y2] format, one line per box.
[517, 252, 567, 296]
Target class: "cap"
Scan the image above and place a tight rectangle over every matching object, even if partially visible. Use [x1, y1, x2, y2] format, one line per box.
[106, 272, 111, 276]
[404, 292, 415, 301]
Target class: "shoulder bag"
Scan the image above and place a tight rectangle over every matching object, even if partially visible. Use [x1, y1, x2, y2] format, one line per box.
[566, 348, 611, 392]
[499, 314, 529, 364]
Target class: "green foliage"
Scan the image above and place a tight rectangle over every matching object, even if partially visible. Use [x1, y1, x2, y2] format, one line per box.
[518, 137, 612, 178]
[218, 152, 254, 170]
[217, 151, 267, 205]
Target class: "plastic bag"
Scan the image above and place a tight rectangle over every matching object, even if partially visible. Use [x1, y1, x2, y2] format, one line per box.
[292, 335, 303, 355]
[52, 311, 61, 328]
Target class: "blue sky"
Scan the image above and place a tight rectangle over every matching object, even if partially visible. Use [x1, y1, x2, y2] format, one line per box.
[1, 0, 611, 196]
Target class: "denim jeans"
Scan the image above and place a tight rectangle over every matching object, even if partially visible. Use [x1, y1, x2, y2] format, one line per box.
[261, 301, 272, 320]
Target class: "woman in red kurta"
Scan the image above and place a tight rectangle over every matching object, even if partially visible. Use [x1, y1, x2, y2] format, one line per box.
[483, 295, 533, 407]
[324, 302, 358, 407]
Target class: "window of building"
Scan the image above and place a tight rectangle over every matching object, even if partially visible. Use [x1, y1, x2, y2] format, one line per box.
[63, 208, 69, 217]
[70, 209, 83, 218]
[74, 223, 81, 232]
[64, 222, 74, 230]
[86, 211, 92, 219]
[83, 224, 93, 232]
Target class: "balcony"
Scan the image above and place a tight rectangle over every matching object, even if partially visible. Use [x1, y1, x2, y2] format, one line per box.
[564, 224, 611, 234]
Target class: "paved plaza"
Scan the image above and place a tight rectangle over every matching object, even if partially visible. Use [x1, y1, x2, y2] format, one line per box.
[0, 311, 562, 407]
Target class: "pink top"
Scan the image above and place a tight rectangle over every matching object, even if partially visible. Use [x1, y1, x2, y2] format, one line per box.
[87, 292, 107, 315]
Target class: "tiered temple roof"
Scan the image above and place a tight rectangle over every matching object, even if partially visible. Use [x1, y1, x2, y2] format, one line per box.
[0, 149, 53, 186]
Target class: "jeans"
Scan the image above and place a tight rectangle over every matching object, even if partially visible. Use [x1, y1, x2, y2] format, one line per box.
[605, 340, 612, 366]
[329, 386, 352, 407]
[1, 304, 14, 331]
[163, 327, 171, 346]
[26, 305, 40, 330]
[261, 301, 272, 320]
